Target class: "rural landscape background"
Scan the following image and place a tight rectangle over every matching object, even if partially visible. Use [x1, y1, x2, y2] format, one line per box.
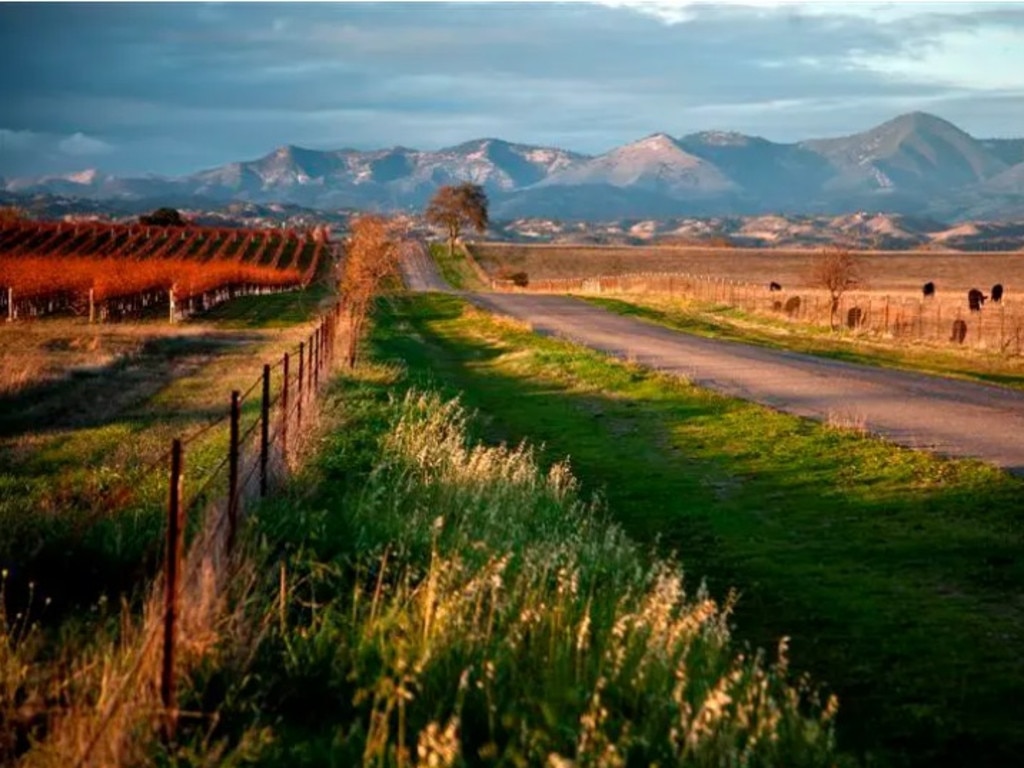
[2, 2, 1024, 767]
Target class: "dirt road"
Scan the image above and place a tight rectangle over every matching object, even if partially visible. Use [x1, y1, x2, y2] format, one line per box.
[399, 241, 451, 292]
[402, 247, 1024, 474]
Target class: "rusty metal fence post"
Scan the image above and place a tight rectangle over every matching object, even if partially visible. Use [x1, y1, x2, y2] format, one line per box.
[162, 439, 184, 744]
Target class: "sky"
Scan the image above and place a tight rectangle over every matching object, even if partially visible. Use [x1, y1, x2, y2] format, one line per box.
[2, 0, 1024, 178]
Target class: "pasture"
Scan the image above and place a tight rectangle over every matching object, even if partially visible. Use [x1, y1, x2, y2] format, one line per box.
[470, 242, 1024, 296]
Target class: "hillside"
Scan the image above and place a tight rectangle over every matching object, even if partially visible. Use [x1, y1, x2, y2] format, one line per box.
[4, 112, 1024, 221]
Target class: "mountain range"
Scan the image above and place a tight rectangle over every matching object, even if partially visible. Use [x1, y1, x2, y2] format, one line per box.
[4, 112, 1023, 221]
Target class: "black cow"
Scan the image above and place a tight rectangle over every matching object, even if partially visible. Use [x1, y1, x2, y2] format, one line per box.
[769, 281, 782, 292]
[992, 283, 1004, 303]
[922, 281, 935, 298]
[968, 288, 987, 312]
[847, 306, 864, 329]
[950, 319, 967, 344]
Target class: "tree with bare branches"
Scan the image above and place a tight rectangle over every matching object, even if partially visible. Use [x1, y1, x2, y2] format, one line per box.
[811, 245, 863, 330]
[341, 214, 405, 368]
[425, 183, 488, 257]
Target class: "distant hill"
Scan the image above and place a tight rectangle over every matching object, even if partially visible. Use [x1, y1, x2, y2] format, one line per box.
[4, 112, 1024, 222]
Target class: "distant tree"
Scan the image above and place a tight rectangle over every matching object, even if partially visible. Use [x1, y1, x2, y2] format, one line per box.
[341, 213, 405, 368]
[811, 245, 862, 330]
[139, 207, 187, 227]
[425, 183, 489, 257]
[0, 206, 26, 226]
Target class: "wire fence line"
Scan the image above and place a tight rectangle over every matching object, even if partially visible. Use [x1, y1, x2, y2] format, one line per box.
[507, 271, 1024, 356]
[61, 302, 343, 767]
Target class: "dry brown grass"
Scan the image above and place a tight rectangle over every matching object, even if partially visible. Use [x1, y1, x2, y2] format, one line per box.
[471, 242, 1024, 294]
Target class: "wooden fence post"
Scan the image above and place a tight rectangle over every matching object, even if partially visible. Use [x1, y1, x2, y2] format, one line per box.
[297, 341, 305, 428]
[162, 439, 184, 744]
[260, 364, 270, 497]
[88, 288, 95, 324]
[7, 287, 13, 322]
[228, 391, 240, 553]
[281, 353, 290, 458]
[313, 328, 320, 391]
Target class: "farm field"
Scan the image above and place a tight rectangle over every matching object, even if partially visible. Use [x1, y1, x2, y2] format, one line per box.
[0, 219, 326, 321]
[470, 241, 1024, 295]
[0, 284, 331, 625]
[362, 292, 1024, 767]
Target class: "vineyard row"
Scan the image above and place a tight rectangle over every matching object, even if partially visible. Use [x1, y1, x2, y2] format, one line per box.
[0, 221, 329, 321]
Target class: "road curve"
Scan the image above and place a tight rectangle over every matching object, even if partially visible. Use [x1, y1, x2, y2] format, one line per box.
[398, 248, 1024, 474]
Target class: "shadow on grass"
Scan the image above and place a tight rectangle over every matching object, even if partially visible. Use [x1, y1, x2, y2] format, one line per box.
[370, 292, 1024, 768]
[198, 283, 333, 328]
[0, 333, 264, 439]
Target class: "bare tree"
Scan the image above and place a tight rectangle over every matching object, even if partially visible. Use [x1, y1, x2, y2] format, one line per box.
[425, 183, 489, 257]
[811, 245, 862, 330]
[341, 214, 405, 368]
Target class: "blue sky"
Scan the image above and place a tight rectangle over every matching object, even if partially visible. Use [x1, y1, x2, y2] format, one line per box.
[2, 1, 1023, 177]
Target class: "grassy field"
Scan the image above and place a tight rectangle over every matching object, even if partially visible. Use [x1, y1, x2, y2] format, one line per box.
[358, 293, 1024, 767]
[582, 294, 1024, 392]
[172, 366, 838, 765]
[0, 283, 332, 622]
[470, 242, 1024, 295]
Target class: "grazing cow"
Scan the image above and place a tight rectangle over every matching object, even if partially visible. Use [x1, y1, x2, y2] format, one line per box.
[992, 283, 1004, 303]
[950, 319, 967, 344]
[968, 288, 987, 312]
[769, 281, 782, 292]
[922, 281, 935, 298]
[784, 296, 801, 317]
[847, 306, 864, 329]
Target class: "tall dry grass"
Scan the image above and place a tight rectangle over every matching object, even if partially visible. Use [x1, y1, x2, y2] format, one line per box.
[237, 389, 839, 765]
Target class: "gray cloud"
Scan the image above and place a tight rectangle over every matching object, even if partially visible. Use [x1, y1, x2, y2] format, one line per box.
[1, 2, 1023, 176]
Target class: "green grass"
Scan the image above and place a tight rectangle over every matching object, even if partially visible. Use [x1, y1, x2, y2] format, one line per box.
[359, 293, 1024, 767]
[428, 243, 485, 290]
[171, 364, 838, 766]
[199, 282, 334, 328]
[584, 295, 1024, 392]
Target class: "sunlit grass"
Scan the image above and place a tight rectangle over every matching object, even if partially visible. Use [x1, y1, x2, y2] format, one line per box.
[204, 378, 838, 765]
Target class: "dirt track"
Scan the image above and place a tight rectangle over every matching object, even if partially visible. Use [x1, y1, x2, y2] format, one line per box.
[403, 246, 1024, 475]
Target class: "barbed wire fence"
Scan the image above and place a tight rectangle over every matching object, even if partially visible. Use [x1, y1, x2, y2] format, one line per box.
[44, 303, 344, 768]
[508, 272, 1024, 356]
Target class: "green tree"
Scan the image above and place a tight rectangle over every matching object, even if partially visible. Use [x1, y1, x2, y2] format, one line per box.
[425, 183, 489, 257]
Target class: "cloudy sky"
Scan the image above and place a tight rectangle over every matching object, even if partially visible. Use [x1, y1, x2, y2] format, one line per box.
[2, 1, 1024, 178]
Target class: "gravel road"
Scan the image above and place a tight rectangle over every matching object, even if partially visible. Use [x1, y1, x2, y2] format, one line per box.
[402, 247, 1024, 475]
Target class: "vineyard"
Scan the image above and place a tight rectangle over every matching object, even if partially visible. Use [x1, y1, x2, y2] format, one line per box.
[0, 219, 328, 321]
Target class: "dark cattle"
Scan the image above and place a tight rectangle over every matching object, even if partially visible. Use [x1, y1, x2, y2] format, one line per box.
[769, 281, 782, 292]
[950, 319, 967, 344]
[968, 288, 987, 312]
[784, 296, 801, 317]
[847, 306, 864, 329]
[991, 283, 1004, 303]
[922, 281, 935, 298]
[772, 300, 783, 312]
